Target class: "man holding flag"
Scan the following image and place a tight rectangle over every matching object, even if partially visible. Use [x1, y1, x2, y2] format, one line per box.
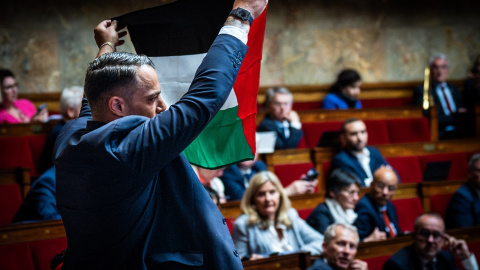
[53, 0, 267, 269]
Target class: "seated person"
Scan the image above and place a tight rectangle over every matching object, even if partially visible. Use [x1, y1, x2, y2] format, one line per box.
[308, 223, 368, 270]
[322, 69, 362, 109]
[194, 166, 226, 204]
[232, 171, 324, 260]
[221, 152, 268, 201]
[12, 166, 60, 222]
[445, 153, 480, 229]
[383, 212, 478, 270]
[307, 168, 361, 234]
[330, 118, 393, 187]
[257, 87, 303, 149]
[0, 69, 48, 123]
[354, 166, 401, 242]
[39, 86, 84, 174]
[413, 54, 467, 139]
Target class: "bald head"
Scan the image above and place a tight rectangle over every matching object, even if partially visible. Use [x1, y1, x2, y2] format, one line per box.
[371, 166, 398, 206]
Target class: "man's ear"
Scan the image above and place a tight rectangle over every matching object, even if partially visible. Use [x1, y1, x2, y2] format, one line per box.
[108, 96, 128, 117]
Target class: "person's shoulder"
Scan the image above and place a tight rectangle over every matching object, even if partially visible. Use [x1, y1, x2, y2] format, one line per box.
[452, 183, 477, 201]
[388, 244, 414, 262]
[308, 258, 332, 270]
[234, 213, 249, 225]
[287, 207, 300, 219]
[356, 194, 373, 209]
[15, 99, 35, 107]
[253, 160, 267, 171]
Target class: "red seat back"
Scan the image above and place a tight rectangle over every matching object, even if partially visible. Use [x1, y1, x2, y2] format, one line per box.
[28, 134, 48, 177]
[419, 153, 468, 180]
[362, 255, 391, 270]
[297, 208, 313, 221]
[301, 121, 342, 149]
[0, 243, 35, 270]
[292, 102, 321, 111]
[387, 118, 430, 143]
[392, 197, 423, 233]
[429, 193, 454, 218]
[0, 136, 36, 176]
[363, 120, 390, 145]
[361, 97, 412, 108]
[274, 162, 314, 188]
[386, 156, 422, 183]
[0, 184, 23, 225]
[30, 238, 68, 270]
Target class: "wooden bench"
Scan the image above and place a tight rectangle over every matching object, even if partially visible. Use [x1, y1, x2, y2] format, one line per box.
[0, 219, 65, 245]
[243, 251, 312, 270]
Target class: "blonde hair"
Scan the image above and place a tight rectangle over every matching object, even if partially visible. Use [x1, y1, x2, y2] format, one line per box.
[240, 171, 292, 230]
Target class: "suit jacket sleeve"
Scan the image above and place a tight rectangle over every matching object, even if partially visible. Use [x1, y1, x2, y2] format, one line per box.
[290, 209, 324, 255]
[354, 197, 377, 241]
[382, 259, 403, 270]
[306, 203, 334, 234]
[445, 185, 477, 229]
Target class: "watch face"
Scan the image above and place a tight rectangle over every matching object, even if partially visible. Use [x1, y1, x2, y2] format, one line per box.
[238, 9, 248, 19]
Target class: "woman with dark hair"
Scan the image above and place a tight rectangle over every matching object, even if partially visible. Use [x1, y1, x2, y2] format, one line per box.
[0, 69, 48, 123]
[306, 168, 361, 234]
[322, 69, 362, 109]
[464, 55, 480, 112]
[232, 171, 324, 260]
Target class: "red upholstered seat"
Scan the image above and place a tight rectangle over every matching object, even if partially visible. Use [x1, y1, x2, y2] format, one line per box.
[392, 197, 423, 233]
[0, 242, 35, 270]
[0, 136, 36, 176]
[322, 161, 331, 185]
[297, 208, 313, 221]
[30, 238, 68, 270]
[387, 118, 430, 143]
[274, 162, 314, 188]
[301, 121, 343, 149]
[361, 97, 413, 108]
[28, 134, 48, 177]
[293, 102, 321, 111]
[419, 153, 469, 180]
[0, 184, 23, 225]
[362, 255, 391, 270]
[386, 156, 422, 183]
[429, 193, 454, 218]
[226, 218, 236, 235]
[363, 120, 390, 145]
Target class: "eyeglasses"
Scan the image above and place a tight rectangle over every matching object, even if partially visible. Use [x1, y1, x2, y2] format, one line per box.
[417, 229, 443, 240]
[341, 189, 359, 196]
[2, 83, 18, 91]
[373, 182, 397, 191]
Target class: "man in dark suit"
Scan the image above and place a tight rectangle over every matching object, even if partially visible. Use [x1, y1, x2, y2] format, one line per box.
[12, 166, 60, 222]
[354, 166, 401, 242]
[413, 54, 468, 139]
[220, 154, 268, 201]
[445, 153, 480, 229]
[257, 86, 303, 149]
[53, 1, 268, 269]
[383, 212, 478, 270]
[330, 118, 392, 187]
[308, 223, 368, 270]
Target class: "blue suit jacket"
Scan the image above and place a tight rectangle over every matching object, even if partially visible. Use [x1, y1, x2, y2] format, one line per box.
[12, 166, 60, 223]
[445, 183, 480, 229]
[330, 146, 390, 187]
[306, 203, 334, 234]
[257, 114, 303, 149]
[354, 193, 401, 241]
[308, 257, 333, 270]
[383, 244, 458, 270]
[220, 160, 267, 201]
[54, 34, 246, 270]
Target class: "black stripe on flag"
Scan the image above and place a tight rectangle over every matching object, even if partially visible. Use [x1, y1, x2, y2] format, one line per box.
[113, 0, 234, 57]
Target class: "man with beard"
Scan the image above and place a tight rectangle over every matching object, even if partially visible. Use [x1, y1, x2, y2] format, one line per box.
[329, 118, 393, 187]
[308, 223, 368, 270]
[383, 212, 478, 270]
[354, 167, 401, 242]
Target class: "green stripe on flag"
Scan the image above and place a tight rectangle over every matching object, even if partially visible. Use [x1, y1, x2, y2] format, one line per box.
[183, 106, 254, 169]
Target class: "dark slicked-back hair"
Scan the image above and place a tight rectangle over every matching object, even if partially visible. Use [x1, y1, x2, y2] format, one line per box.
[326, 168, 361, 198]
[0, 69, 15, 87]
[330, 69, 362, 93]
[84, 52, 155, 111]
[341, 118, 361, 134]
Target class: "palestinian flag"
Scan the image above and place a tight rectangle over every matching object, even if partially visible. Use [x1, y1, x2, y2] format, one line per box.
[113, 0, 267, 169]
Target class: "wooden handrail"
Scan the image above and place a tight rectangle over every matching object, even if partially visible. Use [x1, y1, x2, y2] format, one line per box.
[0, 219, 65, 245]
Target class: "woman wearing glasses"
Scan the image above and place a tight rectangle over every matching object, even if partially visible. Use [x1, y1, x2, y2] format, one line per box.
[0, 69, 48, 124]
[232, 171, 324, 260]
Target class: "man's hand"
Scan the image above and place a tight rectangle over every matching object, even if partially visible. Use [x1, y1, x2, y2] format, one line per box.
[94, 20, 127, 58]
[232, 0, 268, 20]
[350, 259, 369, 270]
[443, 234, 471, 261]
[286, 110, 300, 123]
[363, 227, 387, 242]
[285, 179, 318, 196]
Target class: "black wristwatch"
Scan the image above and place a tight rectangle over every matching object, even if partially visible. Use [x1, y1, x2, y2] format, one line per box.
[229, 7, 253, 26]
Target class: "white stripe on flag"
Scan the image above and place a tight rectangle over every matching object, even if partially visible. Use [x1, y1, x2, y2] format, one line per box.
[150, 55, 238, 110]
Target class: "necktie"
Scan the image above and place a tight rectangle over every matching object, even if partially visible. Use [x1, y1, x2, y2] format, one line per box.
[426, 261, 437, 270]
[381, 209, 396, 237]
[441, 86, 453, 114]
